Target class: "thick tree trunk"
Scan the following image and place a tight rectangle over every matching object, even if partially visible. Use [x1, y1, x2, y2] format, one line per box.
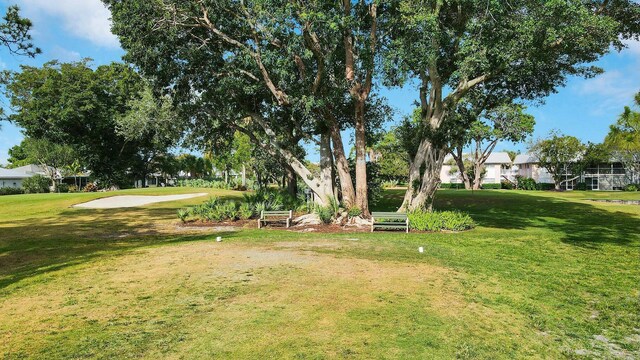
[286, 165, 297, 197]
[472, 164, 484, 190]
[329, 120, 355, 208]
[401, 140, 447, 212]
[51, 177, 57, 192]
[354, 100, 369, 216]
[452, 147, 472, 190]
[247, 112, 334, 205]
[317, 131, 335, 205]
[242, 164, 246, 187]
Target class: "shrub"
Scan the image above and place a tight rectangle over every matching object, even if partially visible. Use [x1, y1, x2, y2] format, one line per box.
[315, 205, 333, 224]
[23, 175, 50, 194]
[243, 188, 301, 212]
[67, 185, 79, 193]
[440, 183, 465, 189]
[56, 183, 70, 193]
[501, 181, 514, 190]
[177, 208, 190, 223]
[0, 187, 24, 196]
[238, 203, 253, 220]
[408, 211, 475, 232]
[83, 182, 98, 192]
[382, 179, 399, 188]
[220, 201, 239, 220]
[575, 182, 587, 191]
[254, 202, 266, 217]
[347, 207, 362, 218]
[623, 184, 639, 191]
[517, 176, 537, 190]
[481, 183, 501, 190]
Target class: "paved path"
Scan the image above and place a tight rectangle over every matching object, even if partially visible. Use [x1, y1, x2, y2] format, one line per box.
[73, 193, 208, 209]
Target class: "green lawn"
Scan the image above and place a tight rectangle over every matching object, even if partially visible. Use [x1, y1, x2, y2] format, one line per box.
[1, 188, 638, 359]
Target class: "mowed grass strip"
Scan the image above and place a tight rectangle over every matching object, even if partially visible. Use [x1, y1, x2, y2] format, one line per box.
[0, 188, 639, 359]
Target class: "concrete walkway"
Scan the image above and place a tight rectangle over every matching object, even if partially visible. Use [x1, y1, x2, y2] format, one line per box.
[73, 193, 208, 209]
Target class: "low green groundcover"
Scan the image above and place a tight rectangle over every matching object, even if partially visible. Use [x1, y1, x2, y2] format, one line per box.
[408, 210, 476, 231]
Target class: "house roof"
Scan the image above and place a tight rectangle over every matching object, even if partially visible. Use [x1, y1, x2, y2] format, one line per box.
[443, 151, 513, 165]
[485, 152, 512, 164]
[514, 153, 538, 164]
[12, 164, 48, 175]
[0, 167, 32, 179]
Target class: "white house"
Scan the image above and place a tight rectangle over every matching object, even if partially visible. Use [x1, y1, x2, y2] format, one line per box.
[513, 154, 554, 184]
[440, 151, 513, 185]
[0, 168, 32, 188]
[0, 164, 90, 189]
[514, 153, 636, 191]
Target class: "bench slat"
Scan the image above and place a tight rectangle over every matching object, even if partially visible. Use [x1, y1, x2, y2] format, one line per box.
[371, 212, 409, 233]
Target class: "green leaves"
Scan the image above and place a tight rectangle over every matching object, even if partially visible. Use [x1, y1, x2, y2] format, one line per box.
[0, 5, 40, 57]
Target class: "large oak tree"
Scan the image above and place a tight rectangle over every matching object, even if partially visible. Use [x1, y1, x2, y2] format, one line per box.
[387, 0, 640, 210]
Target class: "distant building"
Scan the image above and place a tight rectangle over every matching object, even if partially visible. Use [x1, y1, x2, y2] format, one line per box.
[440, 152, 513, 185]
[0, 164, 90, 189]
[515, 154, 635, 191]
[441, 152, 638, 191]
[0, 168, 32, 188]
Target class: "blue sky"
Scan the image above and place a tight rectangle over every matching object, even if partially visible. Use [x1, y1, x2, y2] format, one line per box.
[1, 0, 639, 165]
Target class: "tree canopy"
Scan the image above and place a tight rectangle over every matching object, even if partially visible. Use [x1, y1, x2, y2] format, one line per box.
[604, 91, 640, 177]
[530, 131, 586, 190]
[5, 60, 152, 186]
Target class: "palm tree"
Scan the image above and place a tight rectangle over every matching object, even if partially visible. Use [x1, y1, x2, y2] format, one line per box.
[65, 160, 82, 189]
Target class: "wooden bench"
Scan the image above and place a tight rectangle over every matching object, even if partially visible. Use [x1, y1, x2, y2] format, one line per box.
[371, 212, 409, 233]
[258, 210, 293, 229]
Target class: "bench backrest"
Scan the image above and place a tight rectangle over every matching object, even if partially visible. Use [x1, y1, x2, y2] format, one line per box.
[261, 210, 292, 217]
[372, 212, 407, 220]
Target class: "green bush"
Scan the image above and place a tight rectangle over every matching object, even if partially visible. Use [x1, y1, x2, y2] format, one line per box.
[23, 175, 50, 194]
[56, 183, 70, 193]
[177, 208, 190, 223]
[0, 187, 24, 196]
[408, 211, 475, 232]
[347, 207, 362, 218]
[481, 183, 501, 190]
[516, 176, 537, 190]
[623, 184, 639, 191]
[238, 203, 253, 220]
[439, 183, 465, 189]
[315, 205, 333, 224]
[382, 180, 399, 188]
[243, 188, 300, 212]
[500, 181, 514, 190]
[575, 182, 587, 191]
[176, 179, 235, 190]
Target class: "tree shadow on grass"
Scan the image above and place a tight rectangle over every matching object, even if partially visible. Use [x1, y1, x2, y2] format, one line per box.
[377, 189, 640, 248]
[0, 204, 240, 290]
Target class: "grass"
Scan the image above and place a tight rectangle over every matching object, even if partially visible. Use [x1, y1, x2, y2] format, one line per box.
[1, 188, 639, 359]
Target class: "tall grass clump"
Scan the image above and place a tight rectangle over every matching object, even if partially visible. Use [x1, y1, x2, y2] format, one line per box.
[408, 211, 475, 232]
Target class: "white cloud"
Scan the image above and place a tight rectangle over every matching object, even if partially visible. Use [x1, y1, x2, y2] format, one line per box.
[18, 0, 120, 48]
[576, 70, 638, 115]
[49, 46, 81, 62]
[622, 39, 640, 57]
